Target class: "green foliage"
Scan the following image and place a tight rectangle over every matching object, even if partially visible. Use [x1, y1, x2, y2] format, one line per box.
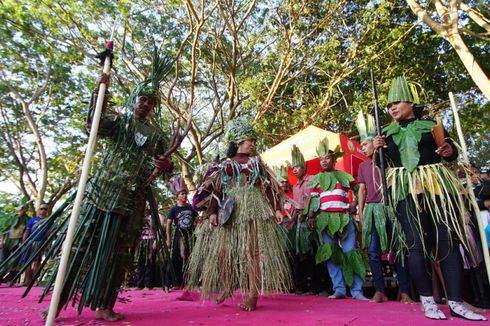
[315, 241, 343, 265]
[315, 242, 332, 264]
[315, 211, 350, 237]
[309, 170, 353, 192]
[342, 249, 367, 286]
[304, 195, 320, 215]
[0, 0, 488, 206]
[315, 212, 330, 233]
[0, 211, 16, 235]
[331, 171, 354, 187]
[319, 173, 333, 191]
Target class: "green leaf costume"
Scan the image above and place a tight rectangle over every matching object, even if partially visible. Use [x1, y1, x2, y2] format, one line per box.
[383, 120, 470, 257]
[383, 120, 435, 172]
[307, 170, 366, 286]
[0, 103, 172, 316]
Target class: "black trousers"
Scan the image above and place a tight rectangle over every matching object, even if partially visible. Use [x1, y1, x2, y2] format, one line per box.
[170, 231, 191, 287]
[396, 196, 463, 301]
[136, 241, 156, 288]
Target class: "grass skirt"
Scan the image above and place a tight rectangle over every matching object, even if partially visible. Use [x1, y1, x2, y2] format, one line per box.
[188, 185, 292, 299]
[387, 163, 469, 253]
[186, 220, 215, 287]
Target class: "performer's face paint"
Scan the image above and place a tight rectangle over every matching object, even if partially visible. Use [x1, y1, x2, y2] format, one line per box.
[292, 166, 305, 179]
[237, 139, 256, 155]
[134, 96, 156, 120]
[361, 139, 375, 158]
[388, 101, 415, 121]
[319, 154, 335, 172]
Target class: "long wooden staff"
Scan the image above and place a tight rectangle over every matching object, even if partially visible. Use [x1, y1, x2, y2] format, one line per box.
[45, 41, 113, 326]
[370, 68, 389, 206]
[449, 92, 490, 283]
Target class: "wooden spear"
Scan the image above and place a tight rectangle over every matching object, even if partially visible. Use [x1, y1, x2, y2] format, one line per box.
[449, 91, 490, 284]
[45, 41, 113, 326]
[370, 68, 389, 206]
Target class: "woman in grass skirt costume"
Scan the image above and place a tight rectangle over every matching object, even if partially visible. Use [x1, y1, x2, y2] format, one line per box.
[374, 76, 486, 321]
[187, 117, 292, 311]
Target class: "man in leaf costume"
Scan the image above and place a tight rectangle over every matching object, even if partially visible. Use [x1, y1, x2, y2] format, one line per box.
[307, 138, 368, 300]
[289, 146, 328, 294]
[373, 76, 486, 321]
[356, 111, 412, 304]
[0, 53, 175, 321]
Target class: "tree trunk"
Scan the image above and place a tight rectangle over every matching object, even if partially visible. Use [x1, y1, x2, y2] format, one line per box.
[21, 101, 48, 208]
[406, 0, 490, 101]
[446, 32, 490, 100]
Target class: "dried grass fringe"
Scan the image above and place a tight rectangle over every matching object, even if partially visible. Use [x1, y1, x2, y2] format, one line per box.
[387, 163, 470, 256]
[188, 186, 292, 299]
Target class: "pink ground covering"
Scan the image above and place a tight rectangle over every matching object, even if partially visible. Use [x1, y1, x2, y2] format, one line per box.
[0, 285, 487, 325]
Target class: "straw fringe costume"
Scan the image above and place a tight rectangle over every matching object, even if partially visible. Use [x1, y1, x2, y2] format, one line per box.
[186, 162, 220, 287]
[185, 217, 215, 287]
[187, 156, 292, 299]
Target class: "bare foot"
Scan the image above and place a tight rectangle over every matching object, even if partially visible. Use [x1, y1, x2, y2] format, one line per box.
[95, 308, 124, 321]
[400, 292, 415, 304]
[371, 291, 388, 303]
[177, 290, 194, 301]
[239, 296, 257, 311]
[215, 292, 231, 304]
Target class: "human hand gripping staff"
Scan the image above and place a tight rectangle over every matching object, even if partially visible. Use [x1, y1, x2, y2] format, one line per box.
[45, 40, 114, 326]
[32, 42, 188, 324]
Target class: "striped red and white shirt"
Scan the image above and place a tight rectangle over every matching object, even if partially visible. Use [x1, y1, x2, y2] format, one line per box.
[310, 182, 349, 213]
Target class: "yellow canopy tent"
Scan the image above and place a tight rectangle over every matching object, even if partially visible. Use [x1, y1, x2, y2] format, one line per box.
[260, 125, 366, 182]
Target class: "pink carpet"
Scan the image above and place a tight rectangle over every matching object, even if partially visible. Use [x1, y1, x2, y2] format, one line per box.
[0, 286, 487, 325]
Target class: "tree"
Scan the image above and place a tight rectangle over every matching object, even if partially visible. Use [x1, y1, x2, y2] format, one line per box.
[406, 0, 490, 100]
[0, 0, 488, 207]
[0, 1, 91, 208]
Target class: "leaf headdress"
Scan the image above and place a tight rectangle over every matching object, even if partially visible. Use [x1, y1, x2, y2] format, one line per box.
[273, 165, 289, 182]
[355, 110, 376, 141]
[290, 145, 306, 168]
[225, 115, 257, 144]
[125, 47, 175, 130]
[315, 137, 344, 160]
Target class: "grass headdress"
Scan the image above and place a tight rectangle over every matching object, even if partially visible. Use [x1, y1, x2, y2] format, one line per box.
[316, 137, 344, 160]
